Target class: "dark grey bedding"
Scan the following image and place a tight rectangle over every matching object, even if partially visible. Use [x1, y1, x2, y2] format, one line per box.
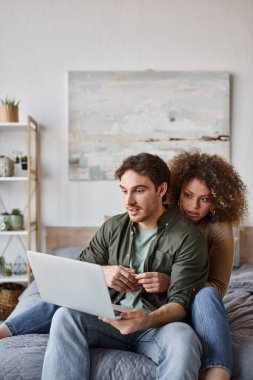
[0, 266, 253, 380]
[224, 265, 253, 380]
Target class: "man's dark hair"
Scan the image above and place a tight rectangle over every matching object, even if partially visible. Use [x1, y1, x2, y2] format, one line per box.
[115, 152, 170, 202]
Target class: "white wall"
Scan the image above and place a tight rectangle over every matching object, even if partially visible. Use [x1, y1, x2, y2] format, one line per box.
[1, 0, 253, 234]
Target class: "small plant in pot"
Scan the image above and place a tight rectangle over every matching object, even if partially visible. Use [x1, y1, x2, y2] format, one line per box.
[0, 96, 20, 123]
[3, 265, 12, 276]
[21, 155, 28, 170]
[9, 208, 24, 230]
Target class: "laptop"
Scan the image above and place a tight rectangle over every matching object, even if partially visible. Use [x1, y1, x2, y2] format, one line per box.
[27, 250, 130, 320]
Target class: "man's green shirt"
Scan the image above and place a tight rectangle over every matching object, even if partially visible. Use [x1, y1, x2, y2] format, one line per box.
[79, 204, 209, 313]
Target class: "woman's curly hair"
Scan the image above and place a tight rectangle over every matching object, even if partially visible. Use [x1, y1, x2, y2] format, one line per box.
[168, 151, 248, 224]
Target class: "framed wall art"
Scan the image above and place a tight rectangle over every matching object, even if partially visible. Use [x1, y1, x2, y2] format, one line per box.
[68, 71, 230, 180]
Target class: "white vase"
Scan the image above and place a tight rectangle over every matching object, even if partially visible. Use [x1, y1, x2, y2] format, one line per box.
[0, 155, 14, 177]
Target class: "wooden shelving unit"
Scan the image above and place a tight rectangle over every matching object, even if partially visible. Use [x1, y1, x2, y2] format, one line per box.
[0, 116, 40, 284]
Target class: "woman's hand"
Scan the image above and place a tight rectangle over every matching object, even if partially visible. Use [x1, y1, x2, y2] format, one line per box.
[134, 272, 171, 293]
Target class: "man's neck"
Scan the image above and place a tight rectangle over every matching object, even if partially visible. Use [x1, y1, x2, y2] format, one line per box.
[138, 205, 166, 229]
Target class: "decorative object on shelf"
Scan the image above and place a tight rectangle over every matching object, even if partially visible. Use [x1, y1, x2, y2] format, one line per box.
[0, 212, 11, 230]
[21, 155, 28, 170]
[9, 208, 24, 230]
[13, 255, 27, 275]
[0, 155, 14, 177]
[0, 256, 4, 275]
[13, 150, 23, 164]
[0, 282, 25, 319]
[12, 150, 23, 176]
[2, 265, 12, 276]
[0, 96, 20, 122]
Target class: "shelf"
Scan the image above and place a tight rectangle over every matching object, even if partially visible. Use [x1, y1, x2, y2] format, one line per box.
[0, 231, 28, 236]
[0, 273, 28, 283]
[0, 177, 28, 181]
[0, 123, 27, 131]
[0, 122, 36, 131]
[0, 115, 40, 285]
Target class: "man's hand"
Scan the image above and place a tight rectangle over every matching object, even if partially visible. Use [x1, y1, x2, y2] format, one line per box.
[100, 302, 186, 335]
[100, 309, 148, 334]
[134, 272, 170, 293]
[102, 265, 140, 292]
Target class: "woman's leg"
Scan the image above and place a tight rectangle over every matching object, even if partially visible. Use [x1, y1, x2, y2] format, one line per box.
[0, 301, 59, 338]
[200, 368, 230, 380]
[191, 287, 232, 380]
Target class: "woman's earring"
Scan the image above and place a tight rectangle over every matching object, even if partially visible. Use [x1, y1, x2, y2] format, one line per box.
[210, 207, 215, 216]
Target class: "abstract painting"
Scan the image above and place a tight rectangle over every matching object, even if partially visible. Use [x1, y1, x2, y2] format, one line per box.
[68, 71, 230, 180]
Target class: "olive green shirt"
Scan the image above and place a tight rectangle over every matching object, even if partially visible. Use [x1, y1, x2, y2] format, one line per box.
[79, 205, 209, 313]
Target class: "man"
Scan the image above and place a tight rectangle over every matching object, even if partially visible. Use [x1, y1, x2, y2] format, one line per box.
[42, 153, 209, 380]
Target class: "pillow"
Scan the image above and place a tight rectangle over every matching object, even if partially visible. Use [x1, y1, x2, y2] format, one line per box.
[48, 245, 86, 260]
[18, 280, 39, 301]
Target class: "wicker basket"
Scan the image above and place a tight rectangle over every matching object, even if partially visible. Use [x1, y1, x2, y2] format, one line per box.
[0, 282, 25, 320]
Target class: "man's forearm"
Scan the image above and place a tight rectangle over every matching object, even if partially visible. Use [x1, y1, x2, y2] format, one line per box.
[144, 302, 186, 329]
[100, 302, 187, 335]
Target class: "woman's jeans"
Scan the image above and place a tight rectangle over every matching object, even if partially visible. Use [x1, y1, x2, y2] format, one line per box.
[191, 287, 232, 375]
[5, 301, 58, 335]
[42, 307, 202, 380]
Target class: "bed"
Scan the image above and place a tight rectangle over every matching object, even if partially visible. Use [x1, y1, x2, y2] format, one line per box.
[0, 226, 253, 380]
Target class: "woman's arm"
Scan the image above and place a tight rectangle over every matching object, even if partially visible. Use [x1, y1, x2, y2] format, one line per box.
[201, 222, 234, 297]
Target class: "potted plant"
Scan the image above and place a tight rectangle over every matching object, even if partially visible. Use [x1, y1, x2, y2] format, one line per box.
[0, 96, 20, 122]
[9, 208, 24, 230]
[2, 266, 12, 276]
[21, 155, 28, 170]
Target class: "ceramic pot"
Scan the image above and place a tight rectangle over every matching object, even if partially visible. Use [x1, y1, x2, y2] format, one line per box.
[0, 155, 14, 177]
[9, 214, 24, 230]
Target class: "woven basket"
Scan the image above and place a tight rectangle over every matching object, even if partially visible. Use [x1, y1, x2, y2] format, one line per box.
[0, 282, 25, 320]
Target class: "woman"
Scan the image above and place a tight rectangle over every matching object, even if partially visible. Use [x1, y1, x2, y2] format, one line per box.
[168, 151, 248, 380]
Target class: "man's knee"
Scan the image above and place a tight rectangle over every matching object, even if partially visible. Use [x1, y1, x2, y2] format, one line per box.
[165, 322, 202, 357]
[51, 307, 73, 329]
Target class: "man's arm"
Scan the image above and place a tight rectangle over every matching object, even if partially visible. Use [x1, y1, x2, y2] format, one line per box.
[100, 302, 186, 335]
[102, 228, 208, 334]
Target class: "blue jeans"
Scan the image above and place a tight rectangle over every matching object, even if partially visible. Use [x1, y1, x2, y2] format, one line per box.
[191, 287, 232, 375]
[42, 307, 202, 380]
[5, 301, 58, 335]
